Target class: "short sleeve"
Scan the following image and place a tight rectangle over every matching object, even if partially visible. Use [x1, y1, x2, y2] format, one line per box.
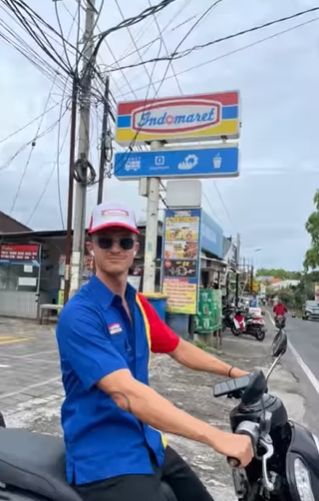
[137, 295, 180, 354]
[56, 302, 128, 390]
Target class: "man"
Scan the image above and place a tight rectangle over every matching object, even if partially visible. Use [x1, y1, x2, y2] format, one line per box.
[273, 300, 288, 319]
[56, 202, 253, 501]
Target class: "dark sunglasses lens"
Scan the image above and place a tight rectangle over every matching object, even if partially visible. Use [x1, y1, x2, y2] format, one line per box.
[120, 238, 134, 250]
[97, 237, 112, 249]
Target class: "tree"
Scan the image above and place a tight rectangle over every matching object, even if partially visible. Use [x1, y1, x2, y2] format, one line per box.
[256, 268, 301, 280]
[304, 190, 319, 270]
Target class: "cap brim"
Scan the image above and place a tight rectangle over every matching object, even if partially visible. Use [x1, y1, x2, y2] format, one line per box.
[88, 222, 140, 235]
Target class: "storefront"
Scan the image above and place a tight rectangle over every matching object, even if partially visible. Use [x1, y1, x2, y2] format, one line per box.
[0, 231, 67, 318]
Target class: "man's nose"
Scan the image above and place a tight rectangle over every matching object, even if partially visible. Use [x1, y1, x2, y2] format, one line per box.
[109, 240, 122, 252]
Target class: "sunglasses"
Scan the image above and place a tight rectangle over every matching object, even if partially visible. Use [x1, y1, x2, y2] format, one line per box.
[94, 236, 135, 251]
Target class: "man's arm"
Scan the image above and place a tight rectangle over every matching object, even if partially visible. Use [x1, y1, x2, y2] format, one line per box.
[98, 368, 253, 467]
[169, 339, 247, 378]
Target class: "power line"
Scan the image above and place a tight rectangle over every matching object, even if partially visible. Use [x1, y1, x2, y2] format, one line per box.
[109, 5, 319, 72]
[147, 0, 183, 94]
[202, 191, 224, 227]
[155, 0, 223, 95]
[0, 102, 60, 145]
[213, 182, 234, 230]
[25, 120, 70, 227]
[90, 0, 178, 67]
[115, 14, 319, 99]
[8, 101, 69, 214]
[53, 0, 74, 71]
[113, 0, 157, 95]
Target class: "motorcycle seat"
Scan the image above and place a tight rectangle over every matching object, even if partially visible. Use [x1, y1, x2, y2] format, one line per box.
[0, 427, 81, 501]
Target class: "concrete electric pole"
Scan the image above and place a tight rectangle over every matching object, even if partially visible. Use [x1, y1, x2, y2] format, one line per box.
[70, 0, 96, 295]
[142, 143, 162, 293]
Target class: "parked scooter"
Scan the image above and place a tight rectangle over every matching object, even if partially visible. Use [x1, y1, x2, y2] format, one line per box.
[214, 329, 319, 500]
[222, 303, 236, 331]
[232, 307, 266, 341]
[0, 420, 177, 500]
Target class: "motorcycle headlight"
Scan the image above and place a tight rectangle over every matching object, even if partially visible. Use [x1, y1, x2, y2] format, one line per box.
[294, 458, 315, 501]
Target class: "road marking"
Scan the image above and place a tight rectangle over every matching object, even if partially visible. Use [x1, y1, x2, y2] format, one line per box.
[0, 376, 61, 400]
[0, 336, 33, 345]
[18, 349, 57, 358]
[267, 312, 319, 396]
[0, 364, 10, 368]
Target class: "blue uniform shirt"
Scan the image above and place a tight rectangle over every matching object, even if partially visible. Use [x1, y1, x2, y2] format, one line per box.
[56, 276, 167, 485]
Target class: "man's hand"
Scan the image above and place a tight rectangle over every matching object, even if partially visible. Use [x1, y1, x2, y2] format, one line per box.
[212, 431, 254, 468]
[230, 367, 249, 378]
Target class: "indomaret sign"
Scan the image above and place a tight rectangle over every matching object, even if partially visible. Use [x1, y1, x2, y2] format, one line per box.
[116, 91, 240, 145]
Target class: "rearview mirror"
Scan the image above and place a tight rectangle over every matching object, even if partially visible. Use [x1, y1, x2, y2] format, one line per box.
[272, 330, 288, 357]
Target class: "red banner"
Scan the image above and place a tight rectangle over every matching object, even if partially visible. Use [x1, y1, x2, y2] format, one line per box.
[0, 244, 39, 262]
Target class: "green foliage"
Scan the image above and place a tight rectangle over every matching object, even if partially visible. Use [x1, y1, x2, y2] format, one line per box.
[304, 190, 319, 271]
[256, 268, 302, 280]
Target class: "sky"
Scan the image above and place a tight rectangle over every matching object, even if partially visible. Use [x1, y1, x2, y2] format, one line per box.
[0, 0, 318, 270]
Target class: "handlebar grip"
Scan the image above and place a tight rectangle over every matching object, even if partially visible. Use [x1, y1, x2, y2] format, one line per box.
[227, 457, 241, 468]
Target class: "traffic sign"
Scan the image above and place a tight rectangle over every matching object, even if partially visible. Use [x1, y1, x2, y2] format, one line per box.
[114, 146, 239, 179]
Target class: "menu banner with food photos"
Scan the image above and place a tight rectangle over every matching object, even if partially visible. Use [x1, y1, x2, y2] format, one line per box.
[162, 208, 201, 314]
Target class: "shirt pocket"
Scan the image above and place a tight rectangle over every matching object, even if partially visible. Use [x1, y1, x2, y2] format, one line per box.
[109, 331, 132, 357]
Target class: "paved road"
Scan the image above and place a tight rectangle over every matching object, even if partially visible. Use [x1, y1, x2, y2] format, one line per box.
[286, 316, 319, 382]
[273, 314, 319, 436]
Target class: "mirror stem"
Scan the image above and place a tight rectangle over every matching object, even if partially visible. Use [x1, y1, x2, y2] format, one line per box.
[266, 354, 283, 382]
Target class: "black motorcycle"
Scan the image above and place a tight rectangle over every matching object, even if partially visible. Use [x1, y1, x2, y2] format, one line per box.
[275, 315, 286, 330]
[0, 422, 177, 501]
[214, 330, 319, 500]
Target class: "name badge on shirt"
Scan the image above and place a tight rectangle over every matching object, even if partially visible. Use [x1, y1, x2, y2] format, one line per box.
[108, 323, 123, 335]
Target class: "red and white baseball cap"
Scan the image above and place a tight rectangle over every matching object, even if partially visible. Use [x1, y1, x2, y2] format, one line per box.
[88, 202, 139, 235]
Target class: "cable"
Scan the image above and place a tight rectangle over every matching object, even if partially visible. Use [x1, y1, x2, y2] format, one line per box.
[8, 102, 69, 214]
[115, 14, 319, 98]
[107, 1, 198, 69]
[113, 0, 157, 95]
[54, 0, 74, 71]
[109, 5, 319, 71]
[147, 0, 183, 94]
[203, 191, 224, 227]
[3, 0, 73, 76]
[213, 182, 234, 229]
[7, 4, 78, 214]
[25, 120, 71, 227]
[89, 0, 177, 68]
[0, 102, 60, 145]
[155, 0, 223, 95]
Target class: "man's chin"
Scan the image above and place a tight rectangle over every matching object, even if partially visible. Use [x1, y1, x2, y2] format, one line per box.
[103, 267, 128, 276]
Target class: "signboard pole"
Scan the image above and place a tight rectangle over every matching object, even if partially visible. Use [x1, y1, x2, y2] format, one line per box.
[143, 142, 161, 293]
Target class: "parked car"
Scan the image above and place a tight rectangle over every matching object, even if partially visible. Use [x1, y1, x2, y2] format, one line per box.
[302, 300, 319, 320]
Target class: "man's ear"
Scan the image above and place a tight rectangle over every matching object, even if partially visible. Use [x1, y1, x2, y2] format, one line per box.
[87, 240, 94, 257]
[133, 240, 140, 257]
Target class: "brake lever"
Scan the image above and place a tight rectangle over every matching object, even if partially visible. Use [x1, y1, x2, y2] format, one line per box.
[259, 436, 275, 492]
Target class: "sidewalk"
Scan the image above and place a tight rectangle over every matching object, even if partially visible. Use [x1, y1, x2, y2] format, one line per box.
[0, 316, 306, 500]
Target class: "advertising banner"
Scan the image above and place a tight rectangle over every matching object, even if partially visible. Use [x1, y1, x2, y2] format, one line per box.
[0, 244, 40, 264]
[116, 91, 239, 145]
[162, 208, 201, 314]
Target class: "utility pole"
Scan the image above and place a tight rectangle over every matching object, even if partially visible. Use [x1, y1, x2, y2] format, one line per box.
[97, 74, 110, 204]
[70, 0, 96, 295]
[251, 264, 254, 294]
[143, 141, 162, 293]
[235, 233, 240, 306]
[63, 79, 78, 304]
